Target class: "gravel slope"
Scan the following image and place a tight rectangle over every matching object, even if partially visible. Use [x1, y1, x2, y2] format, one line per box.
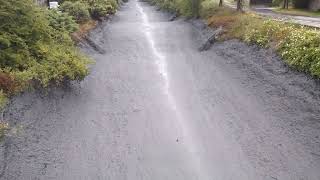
[0, 1, 320, 180]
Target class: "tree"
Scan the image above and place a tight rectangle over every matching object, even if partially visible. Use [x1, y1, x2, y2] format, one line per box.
[191, 0, 200, 17]
[219, 0, 223, 7]
[237, 0, 243, 11]
[283, 0, 289, 9]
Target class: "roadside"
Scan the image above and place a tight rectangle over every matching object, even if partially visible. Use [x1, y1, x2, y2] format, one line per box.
[252, 6, 320, 28]
[223, 0, 320, 28]
[153, 0, 320, 78]
[0, 0, 119, 141]
[272, 7, 320, 17]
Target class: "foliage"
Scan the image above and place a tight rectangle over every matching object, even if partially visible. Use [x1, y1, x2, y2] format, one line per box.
[207, 9, 320, 77]
[47, 10, 79, 33]
[87, 0, 118, 19]
[280, 28, 320, 76]
[0, 0, 89, 94]
[200, 0, 220, 18]
[272, 0, 284, 6]
[60, 0, 119, 19]
[0, 122, 9, 140]
[59, 1, 91, 23]
[149, 0, 194, 16]
[0, 91, 8, 110]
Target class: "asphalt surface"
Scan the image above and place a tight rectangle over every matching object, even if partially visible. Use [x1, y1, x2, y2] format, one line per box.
[223, 2, 320, 28]
[1, 1, 320, 180]
[252, 7, 320, 28]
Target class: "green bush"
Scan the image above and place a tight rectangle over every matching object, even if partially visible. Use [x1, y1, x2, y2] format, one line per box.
[272, 0, 283, 6]
[0, 0, 89, 90]
[280, 28, 320, 76]
[0, 122, 9, 140]
[240, 16, 320, 77]
[60, 0, 119, 20]
[47, 10, 79, 33]
[88, 0, 118, 19]
[200, 0, 219, 18]
[149, 0, 193, 16]
[60, 1, 91, 23]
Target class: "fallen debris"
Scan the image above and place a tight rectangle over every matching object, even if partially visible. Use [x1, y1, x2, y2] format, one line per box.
[169, 13, 178, 21]
[84, 35, 106, 54]
[198, 26, 223, 51]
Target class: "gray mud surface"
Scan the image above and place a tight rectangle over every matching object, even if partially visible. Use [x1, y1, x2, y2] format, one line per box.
[1, 1, 320, 180]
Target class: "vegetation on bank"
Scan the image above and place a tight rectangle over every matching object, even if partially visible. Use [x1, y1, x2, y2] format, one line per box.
[207, 8, 320, 77]
[0, 0, 118, 99]
[0, 122, 9, 140]
[148, 0, 320, 77]
[0, 0, 118, 139]
[148, 0, 194, 16]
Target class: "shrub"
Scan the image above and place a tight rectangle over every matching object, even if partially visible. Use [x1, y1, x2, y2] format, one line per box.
[60, 1, 91, 23]
[0, 122, 9, 140]
[0, 91, 8, 110]
[200, 0, 219, 18]
[207, 9, 320, 77]
[148, 0, 193, 16]
[272, 0, 283, 6]
[47, 10, 79, 33]
[176, 0, 193, 16]
[88, 0, 118, 19]
[0, 0, 89, 91]
[280, 29, 320, 76]
[0, 72, 17, 94]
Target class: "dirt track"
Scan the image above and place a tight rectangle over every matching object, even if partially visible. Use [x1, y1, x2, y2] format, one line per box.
[1, 1, 320, 179]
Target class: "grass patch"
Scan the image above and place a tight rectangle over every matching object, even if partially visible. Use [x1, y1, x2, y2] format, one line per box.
[207, 8, 320, 77]
[200, 0, 220, 18]
[0, 122, 9, 140]
[273, 7, 320, 17]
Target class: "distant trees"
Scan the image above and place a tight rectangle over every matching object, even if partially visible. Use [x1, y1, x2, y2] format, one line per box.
[282, 0, 289, 9]
[237, 0, 244, 11]
[191, 0, 200, 17]
[292, 0, 310, 9]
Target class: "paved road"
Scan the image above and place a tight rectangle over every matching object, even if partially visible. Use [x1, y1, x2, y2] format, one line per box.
[224, 2, 320, 28]
[252, 7, 320, 28]
[1, 1, 320, 180]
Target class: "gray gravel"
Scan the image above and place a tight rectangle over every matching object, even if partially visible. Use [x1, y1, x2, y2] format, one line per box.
[0, 1, 320, 180]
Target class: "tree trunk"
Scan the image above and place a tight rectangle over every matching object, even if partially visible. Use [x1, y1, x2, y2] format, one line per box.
[191, 0, 200, 17]
[219, 0, 223, 7]
[283, 0, 289, 9]
[237, 0, 243, 11]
